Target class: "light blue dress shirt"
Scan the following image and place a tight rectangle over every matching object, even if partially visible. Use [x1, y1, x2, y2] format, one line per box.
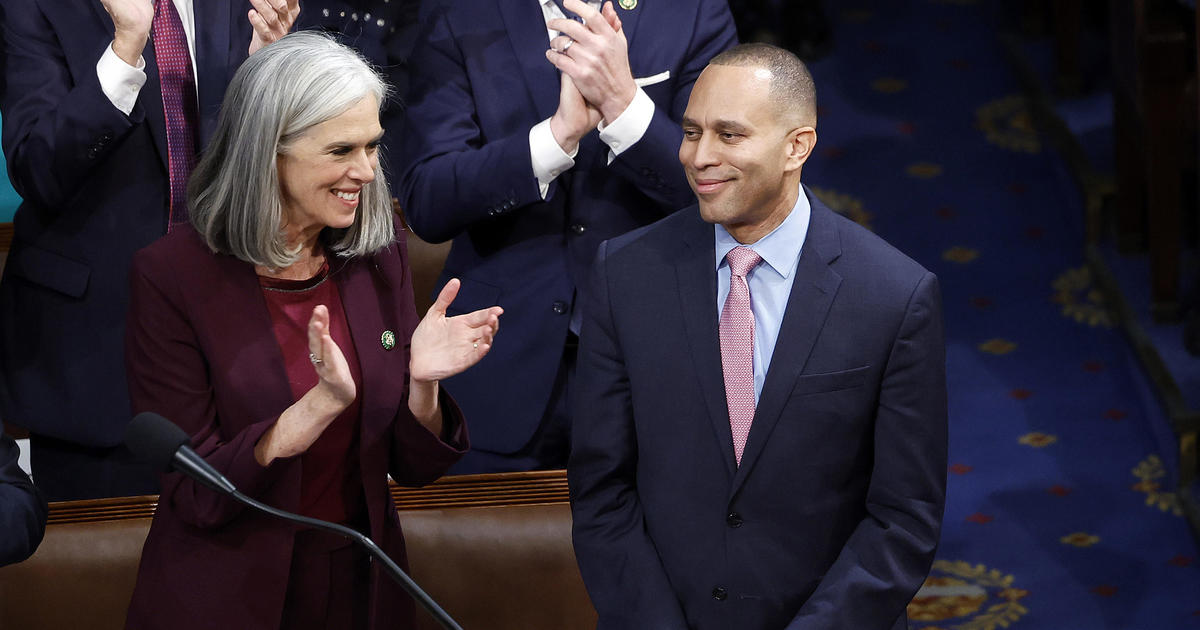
[715, 185, 811, 402]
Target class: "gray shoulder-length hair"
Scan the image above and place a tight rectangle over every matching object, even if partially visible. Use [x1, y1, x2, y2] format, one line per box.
[188, 31, 394, 269]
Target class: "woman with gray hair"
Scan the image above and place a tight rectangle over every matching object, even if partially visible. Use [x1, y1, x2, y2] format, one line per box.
[122, 32, 501, 630]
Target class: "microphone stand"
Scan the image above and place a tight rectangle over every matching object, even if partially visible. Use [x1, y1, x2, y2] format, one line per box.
[228, 489, 464, 630]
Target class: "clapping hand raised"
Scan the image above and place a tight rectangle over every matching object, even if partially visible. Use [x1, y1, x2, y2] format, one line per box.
[410, 279, 504, 383]
[248, 0, 300, 55]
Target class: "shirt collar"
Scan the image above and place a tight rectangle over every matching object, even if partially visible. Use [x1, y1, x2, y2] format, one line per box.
[714, 183, 811, 278]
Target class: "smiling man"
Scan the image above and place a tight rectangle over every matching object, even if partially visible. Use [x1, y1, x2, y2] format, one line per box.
[569, 43, 948, 630]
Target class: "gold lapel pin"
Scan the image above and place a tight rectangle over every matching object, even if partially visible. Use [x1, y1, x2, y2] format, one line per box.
[618, 0, 636, 10]
[381, 330, 396, 351]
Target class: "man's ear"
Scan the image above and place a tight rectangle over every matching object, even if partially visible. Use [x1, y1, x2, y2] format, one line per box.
[785, 126, 817, 172]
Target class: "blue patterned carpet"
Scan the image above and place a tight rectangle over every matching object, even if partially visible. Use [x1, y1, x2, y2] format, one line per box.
[799, 1, 1200, 627]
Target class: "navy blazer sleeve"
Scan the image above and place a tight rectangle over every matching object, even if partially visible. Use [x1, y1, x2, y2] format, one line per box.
[569, 240, 690, 630]
[0, 423, 47, 566]
[394, 0, 737, 244]
[0, 0, 142, 211]
[785, 272, 948, 629]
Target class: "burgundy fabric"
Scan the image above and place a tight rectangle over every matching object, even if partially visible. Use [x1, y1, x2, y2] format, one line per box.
[123, 217, 468, 630]
[150, 0, 198, 228]
[279, 531, 369, 630]
[259, 262, 366, 526]
[719, 246, 761, 465]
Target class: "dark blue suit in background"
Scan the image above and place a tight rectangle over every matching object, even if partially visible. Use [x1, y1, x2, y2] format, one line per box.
[570, 191, 948, 629]
[0, 419, 45, 566]
[394, 0, 737, 471]
[0, 0, 251, 499]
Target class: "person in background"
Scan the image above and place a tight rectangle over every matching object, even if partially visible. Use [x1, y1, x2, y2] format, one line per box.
[393, 0, 738, 473]
[0, 419, 46, 567]
[0, 0, 298, 501]
[122, 32, 501, 629]
[570, 43, 947, 629]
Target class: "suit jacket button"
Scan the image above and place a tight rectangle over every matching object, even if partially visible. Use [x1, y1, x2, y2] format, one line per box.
[551, 301, 567, 315]
[711, 586, 727, 601]
[726, 512, 743, 528]
[569, 223, 586, 235]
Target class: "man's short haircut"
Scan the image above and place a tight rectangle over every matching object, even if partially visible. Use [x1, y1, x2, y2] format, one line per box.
[188, 31, 394, 270]
[710, 43, 816, 126]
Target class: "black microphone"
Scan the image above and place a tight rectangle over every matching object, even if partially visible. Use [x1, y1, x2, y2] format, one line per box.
[125, 412, 464, 630]
[126, 412, 236, 495]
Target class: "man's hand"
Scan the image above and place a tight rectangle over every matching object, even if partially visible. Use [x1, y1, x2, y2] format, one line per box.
[549, 73, 603, 154]
[545, 0, 637, 124]
[100, 0, 154, 66]
[248, 0, 300, 55]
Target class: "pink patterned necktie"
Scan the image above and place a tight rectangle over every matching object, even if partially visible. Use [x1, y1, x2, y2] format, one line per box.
[151, 0, 198, 229]
[720, 246, 762, 466]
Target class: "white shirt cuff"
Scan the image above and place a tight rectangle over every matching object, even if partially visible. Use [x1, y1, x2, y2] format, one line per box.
[597, 87, 653, 165]
[529, 118, 577, 200]
[97, 42, 147, 116]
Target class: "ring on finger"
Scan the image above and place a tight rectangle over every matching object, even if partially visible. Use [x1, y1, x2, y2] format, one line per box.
[559, 39, 573, 54]
[309, 352, 324, 366]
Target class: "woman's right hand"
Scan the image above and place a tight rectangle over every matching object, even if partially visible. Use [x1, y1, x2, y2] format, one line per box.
[307, 304, 355, 407]
[254, 305, 355, 466]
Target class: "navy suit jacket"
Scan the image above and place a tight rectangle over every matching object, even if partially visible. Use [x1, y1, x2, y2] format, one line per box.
[0, 420, 46, 566]
[393, 0, 737, 454]
[570, 190, 948, 629]
[0, 0, 250, 447]
[122, 220, 466, 629]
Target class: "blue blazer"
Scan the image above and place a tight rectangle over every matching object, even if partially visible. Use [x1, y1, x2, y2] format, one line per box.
[570, 190, 948, 629]
[392, 0, 737, 454]
[0, 421, 45, 566]
[0, 0, 250, 447]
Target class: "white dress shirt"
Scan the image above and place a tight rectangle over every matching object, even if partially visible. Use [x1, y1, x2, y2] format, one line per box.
[96, 0, 198, 116]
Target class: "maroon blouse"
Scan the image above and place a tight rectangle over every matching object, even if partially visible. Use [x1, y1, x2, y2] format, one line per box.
[259, 261, 365, 526]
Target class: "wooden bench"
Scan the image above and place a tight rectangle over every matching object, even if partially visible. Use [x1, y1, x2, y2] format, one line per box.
[0, 471, 596, 630]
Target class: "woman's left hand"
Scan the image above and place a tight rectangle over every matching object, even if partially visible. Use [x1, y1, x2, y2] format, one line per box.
[410, 279, 503, 383]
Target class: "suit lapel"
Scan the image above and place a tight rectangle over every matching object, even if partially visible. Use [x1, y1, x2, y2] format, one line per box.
[192, 0, 235, 144]
[333, 255, 402, 449]
[675, 212, 737, 477]
[497, 0, 560, 122]
[209, 253, 295, 424]
[730, 192, 844, 495]
[613, 0, 644, 55]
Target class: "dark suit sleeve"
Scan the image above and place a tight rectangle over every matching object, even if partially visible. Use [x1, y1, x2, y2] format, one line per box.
[391, 2, 546, 244]
[602, 0, 738, 211]
[569, 241, 690, 630]
[0, 0, 142, 211]
[0, 427, 46, 566]
[126, 252, 291, 530]
[785, 272, 948, 629]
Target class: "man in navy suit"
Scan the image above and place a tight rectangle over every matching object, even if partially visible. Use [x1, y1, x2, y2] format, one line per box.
[0, 0, 297, 500]
[393, 0, 737, 473]
[570, 44, 947, 629]
[0, 421, 45, 566]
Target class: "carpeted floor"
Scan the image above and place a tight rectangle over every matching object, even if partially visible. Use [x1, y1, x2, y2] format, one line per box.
[799, 1, 1200, 627]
